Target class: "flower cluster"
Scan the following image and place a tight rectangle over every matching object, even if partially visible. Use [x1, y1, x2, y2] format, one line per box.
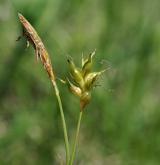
[67, 50, 105, 110]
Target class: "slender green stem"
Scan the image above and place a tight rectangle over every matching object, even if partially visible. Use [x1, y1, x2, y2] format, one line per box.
[69, 111, 83, 165]
[52, 80, 70, 165]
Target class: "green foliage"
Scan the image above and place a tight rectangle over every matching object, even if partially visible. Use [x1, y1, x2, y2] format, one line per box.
[0, 0, 160, 164]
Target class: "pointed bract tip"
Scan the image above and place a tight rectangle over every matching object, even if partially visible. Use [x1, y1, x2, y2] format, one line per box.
[18, 13, 23, 19]
[100, 69, 107, 74]
[90, 49, 96, 58]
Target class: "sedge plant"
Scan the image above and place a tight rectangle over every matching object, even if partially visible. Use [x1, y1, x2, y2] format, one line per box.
[18, 13, 105, 165]
[66, 50, 105, 165]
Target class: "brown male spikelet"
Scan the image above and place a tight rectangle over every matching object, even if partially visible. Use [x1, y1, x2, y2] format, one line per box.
[18, 13, 55, 82]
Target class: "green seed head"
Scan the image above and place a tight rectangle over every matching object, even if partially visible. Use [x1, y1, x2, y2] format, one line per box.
[66, 50, 105, 111]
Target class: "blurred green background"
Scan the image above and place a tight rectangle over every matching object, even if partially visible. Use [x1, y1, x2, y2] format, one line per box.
[0, 0, 160, 164]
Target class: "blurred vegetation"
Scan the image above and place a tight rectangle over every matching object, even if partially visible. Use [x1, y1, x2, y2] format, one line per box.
[0, 0, 160, 164]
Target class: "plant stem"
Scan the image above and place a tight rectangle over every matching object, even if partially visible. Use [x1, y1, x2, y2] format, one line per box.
[52, 80, 70, 165]
[69, 111, 83, 165]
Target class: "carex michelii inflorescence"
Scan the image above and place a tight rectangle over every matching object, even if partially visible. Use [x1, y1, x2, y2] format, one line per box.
[18, 13, 106, 164]
[66, 50, 105, 111]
